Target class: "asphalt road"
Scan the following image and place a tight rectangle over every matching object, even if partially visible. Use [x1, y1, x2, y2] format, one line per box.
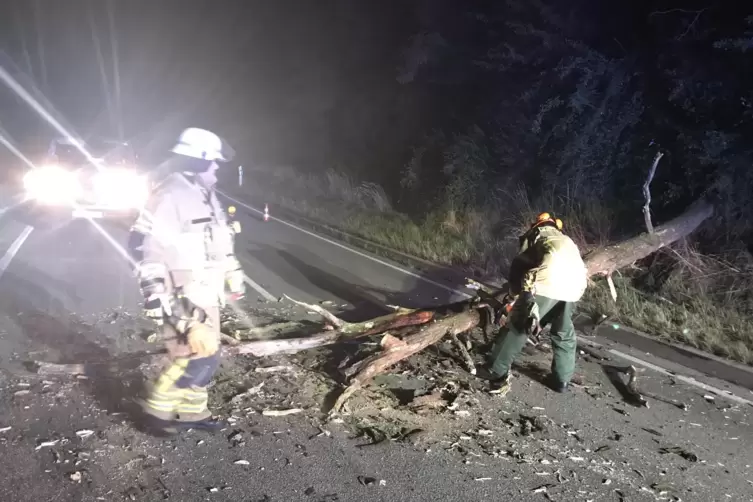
[0, 190, 752, 501]
[226, 196, 463, 320]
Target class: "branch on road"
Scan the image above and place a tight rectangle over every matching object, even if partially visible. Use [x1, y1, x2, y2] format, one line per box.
[283, 294, 346, 329]
[30, 302, 439, 372]
[332, 309, 481, 414]
[30, 195, 716, 413]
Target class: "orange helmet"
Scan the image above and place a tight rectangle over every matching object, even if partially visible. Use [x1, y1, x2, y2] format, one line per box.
[532, 212, 563, 231]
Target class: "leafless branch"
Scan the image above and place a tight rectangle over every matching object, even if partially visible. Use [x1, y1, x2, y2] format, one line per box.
[642, 152, 664, 234]
[678, 9, 707, 40]
[648, 7, 709, 41]
[613, 38, 627, 55]
[450, 332, 476, 375]
[283, 294, 345, 329]
[649, 8, 708, 18]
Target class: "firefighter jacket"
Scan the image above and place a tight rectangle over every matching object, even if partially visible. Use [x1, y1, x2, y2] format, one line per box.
[129, 172, 237, 308]
[507, 225, 588, 303]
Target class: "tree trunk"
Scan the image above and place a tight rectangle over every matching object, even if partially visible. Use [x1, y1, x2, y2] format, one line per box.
[585, 199, 713, 277]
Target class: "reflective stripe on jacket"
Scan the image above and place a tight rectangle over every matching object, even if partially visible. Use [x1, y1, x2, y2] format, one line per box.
[131, 172, 236, 307]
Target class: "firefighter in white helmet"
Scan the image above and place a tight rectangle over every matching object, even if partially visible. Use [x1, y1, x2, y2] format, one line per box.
[128, 127, 245, 434]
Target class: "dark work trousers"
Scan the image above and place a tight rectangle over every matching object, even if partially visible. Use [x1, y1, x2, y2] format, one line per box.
[488, 295, 577, 384]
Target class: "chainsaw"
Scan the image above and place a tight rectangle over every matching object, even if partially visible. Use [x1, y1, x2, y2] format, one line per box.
[465, 278, 543, 346]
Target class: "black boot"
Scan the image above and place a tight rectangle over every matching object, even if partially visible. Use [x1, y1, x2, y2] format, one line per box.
[545, 374, 568, 393]
[139, 416, 180, 437]
[173, 417, 227, 432]
[488, 373, 512, 396]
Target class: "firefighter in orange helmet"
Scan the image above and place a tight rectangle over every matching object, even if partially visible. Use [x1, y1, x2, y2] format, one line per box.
[486, 212, 587, 395]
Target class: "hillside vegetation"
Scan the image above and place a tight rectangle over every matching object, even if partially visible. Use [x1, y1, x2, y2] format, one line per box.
[236, 2, 753, 363]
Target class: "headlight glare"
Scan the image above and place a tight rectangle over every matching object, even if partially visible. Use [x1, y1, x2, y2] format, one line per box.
[93, 169, 150, 208]
[24, 165, 81, 204]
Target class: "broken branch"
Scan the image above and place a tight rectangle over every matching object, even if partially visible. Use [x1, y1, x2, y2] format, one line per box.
[642, 152, 663, 234]
[284, 294, 345, 328]
[331, 309, 480, 413]
[451, 332, 476, 375]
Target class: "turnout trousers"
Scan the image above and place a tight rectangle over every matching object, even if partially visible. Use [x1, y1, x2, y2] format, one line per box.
[488, 295, 577, 384]
[142, 305, 222, 422]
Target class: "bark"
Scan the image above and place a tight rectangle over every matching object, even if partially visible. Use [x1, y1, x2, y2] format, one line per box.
[584, 198, 714, 277]
[229, 308, 436, 356]
[32, 306, 439, 373]
[450, 332, 476, 375]
[331, 310, 481, 413]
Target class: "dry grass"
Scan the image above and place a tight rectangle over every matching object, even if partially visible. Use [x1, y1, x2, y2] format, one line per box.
[582, 248, 753, 364]
[235, 165, 753, 365]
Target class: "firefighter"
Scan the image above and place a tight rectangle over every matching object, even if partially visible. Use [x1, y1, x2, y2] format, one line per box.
[486, 212, 588, 396]
[128, 127, 245, 433]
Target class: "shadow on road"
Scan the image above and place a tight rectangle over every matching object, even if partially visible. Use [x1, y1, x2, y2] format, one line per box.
[601, 364, 648, 407]
[0, 261, 146, 423]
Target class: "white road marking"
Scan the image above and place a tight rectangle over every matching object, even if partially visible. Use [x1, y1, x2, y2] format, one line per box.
[219, 191, 473, 300]
[608, 349, 753, 407]
[242, 272, 278, 303]
[221, 191, 753, 406]
[0, 225, 34, 280]
[582, 337, 753, 407]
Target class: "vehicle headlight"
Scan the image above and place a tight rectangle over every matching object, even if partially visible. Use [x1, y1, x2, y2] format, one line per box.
[24, 165, 81, 204]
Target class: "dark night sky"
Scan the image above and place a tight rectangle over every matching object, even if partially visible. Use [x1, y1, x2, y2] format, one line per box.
[0, 0, 745, 176]
[0, 1, 414, 166]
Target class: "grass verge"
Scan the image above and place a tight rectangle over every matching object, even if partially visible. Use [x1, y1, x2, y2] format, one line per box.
[228, 165, 753, 365]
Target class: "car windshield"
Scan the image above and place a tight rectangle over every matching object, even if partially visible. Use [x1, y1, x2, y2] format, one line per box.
[51, 140, 135, 166]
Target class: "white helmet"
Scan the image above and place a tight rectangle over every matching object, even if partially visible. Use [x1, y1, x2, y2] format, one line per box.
[171, 127, 235, 162]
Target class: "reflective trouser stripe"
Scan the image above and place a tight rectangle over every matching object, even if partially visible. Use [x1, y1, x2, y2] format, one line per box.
[175, 386, 211, 421]
[143, 358, 212, 420]
[176, 388, 208, 414]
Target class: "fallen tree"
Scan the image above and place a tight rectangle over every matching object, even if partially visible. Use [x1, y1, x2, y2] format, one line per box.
[585, 198, 714, 277]
[32, 194, 715, 412]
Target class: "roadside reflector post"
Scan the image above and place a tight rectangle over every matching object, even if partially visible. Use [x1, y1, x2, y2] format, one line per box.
[264, 203, 269, 222]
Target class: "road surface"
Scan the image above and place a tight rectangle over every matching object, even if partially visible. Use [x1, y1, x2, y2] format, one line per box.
[0, 190, 752, 501]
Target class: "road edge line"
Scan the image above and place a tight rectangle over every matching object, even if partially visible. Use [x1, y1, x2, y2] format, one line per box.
[242, 271, 277, 303]
[582, 338, 753, 407]
[611, 348, 753, 407]
[219, 191, 473, 300]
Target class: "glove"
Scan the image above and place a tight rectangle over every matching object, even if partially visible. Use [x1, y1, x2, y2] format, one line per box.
[510, 291, 541, 336]
[185, 321, 219, 358]
[225, 255, 245, 301]
[143, 294, 170, 325]
[137, 262, 170, 324]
